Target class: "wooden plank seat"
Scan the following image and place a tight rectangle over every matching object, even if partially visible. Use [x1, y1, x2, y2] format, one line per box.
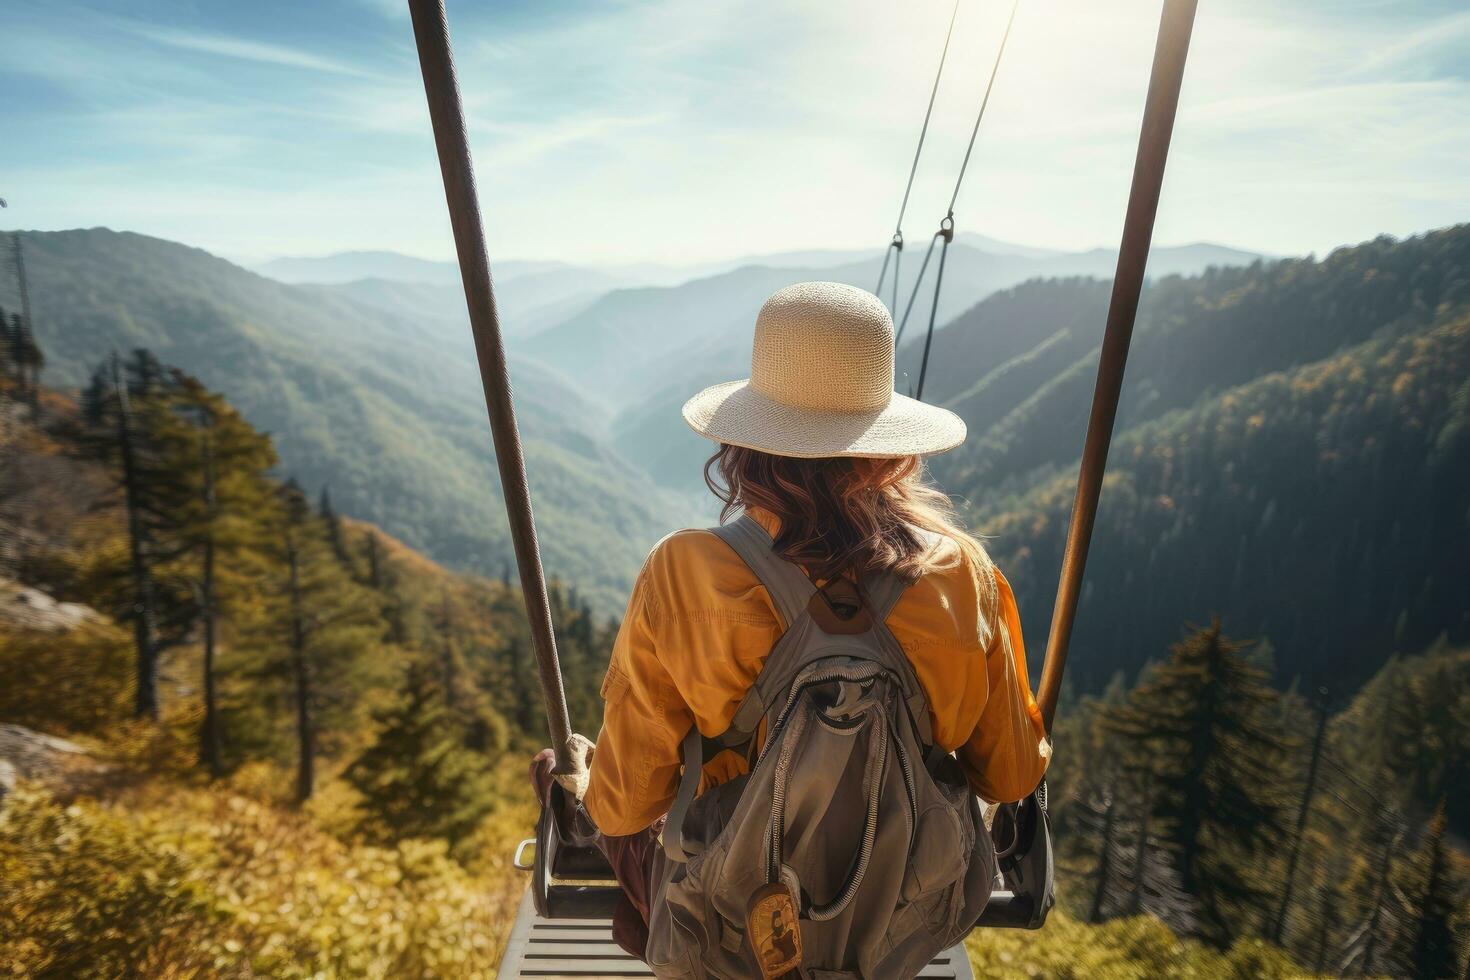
[497, 891, 977, 980]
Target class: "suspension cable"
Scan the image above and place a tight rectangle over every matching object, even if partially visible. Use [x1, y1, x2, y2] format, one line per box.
[875, 0, 961, 304]
[893, 231, 941, 347]
[946, 0, 1020, 217]
[914, 217, 954, 402]
[910, 0, 1021, 401]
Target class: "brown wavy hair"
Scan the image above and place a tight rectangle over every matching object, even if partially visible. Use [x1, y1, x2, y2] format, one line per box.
[704, 444, 995, 602]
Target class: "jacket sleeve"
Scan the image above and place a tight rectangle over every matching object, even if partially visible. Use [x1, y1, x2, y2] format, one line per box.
[583, 558, 695, 837]
[957, 568, 1051, 804]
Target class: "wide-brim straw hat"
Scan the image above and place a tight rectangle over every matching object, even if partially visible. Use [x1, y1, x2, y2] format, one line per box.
[682, 281, 966, 459]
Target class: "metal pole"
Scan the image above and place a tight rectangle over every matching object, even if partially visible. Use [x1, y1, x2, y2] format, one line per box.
[406, 0, 575, 770]
[1036, 0, 1198, 729]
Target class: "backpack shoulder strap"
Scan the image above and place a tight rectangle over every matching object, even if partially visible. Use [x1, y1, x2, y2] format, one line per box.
[709, 513, 815, 631]
[861, 528, 946, 622]
[861, 568, 908, 622]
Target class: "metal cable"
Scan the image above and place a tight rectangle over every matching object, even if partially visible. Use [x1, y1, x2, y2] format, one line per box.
[875, 0, 961, 301]
[946, 0, 1020, 216]
[908, 0, 1020, 399]
[914, 219, 955, 401]
[893, 231, 942, 347]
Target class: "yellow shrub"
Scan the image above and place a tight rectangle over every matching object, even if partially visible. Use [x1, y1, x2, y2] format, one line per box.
[0, 622, 133, 735]
[0, 760, 541, 979]
[965, 907, 1306, 979]
[0, 786, 245, 978]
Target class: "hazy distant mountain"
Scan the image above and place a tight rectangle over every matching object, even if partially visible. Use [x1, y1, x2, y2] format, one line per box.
[530, 240, 1262, 404]
[596, 241, 1265, 491]
[8, 223, 1463, 700]
[6, 229, 694, 608]
[954, 232, 1064, 259]
[316, 270, 617, 340]
[256, 250, 464, 285]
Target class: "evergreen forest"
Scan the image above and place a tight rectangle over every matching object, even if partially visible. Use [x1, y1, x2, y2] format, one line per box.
[1, 225, 1466, 976]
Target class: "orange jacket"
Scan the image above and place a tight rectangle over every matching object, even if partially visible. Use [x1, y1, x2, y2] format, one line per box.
[583, 511, 1050, 837]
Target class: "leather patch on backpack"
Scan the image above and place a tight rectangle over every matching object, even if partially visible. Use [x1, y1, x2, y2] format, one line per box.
[805, 585, 873, 635]
[746, 881, 803, 978]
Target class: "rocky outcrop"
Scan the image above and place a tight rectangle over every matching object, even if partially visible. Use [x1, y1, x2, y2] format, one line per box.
[0, 723, 104, 803]
[0, 578, 97, 633]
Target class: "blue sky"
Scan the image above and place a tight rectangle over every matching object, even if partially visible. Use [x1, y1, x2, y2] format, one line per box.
[2, 0, 1467, 266]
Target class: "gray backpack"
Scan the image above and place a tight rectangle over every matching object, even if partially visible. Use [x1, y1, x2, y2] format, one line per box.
[646, 515, 995, 979]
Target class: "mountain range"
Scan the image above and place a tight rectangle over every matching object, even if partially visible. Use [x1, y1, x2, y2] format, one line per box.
[1, 229, 691, 610]
[596, 243, 1261, 491]
[934, 227, 1470, 693]
[7, 222, 1465, 702]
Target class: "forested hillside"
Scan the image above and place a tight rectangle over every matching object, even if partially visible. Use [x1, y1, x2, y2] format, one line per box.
[0, 226, 1268, 612]
[0, 357, 617, 975]
[927, 225, 1470, 495]
[1041, 624, 1469, 973]
[856, 226, 1470, 695]
[601, 227, 1470, 699]
[982, 309, 1470, 694]
[0, 229, 691, 610]
[599, 244, 1257, 485]
[3, 258, 1465, 976]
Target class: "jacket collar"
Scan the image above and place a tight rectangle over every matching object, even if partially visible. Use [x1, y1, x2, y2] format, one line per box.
[744, 506, 782, 540]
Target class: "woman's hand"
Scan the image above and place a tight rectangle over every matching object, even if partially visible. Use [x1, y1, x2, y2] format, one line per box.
[527, 734, 596, 807]
[528, 747, 557, 807]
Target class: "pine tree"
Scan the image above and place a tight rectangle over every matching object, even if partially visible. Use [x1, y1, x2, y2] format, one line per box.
[253, 480, 379, 803]
[1072, 763, 1194, 932]
[1081, 774, 1122, 924]
[1406, 805, 1462, 980]
[12, 316, 42, 406]
[1306, 852, 1351, 975]
[1, 308, 18, 392]
[8, 235, 41, 408]
[1340, 803, 1411, 978]
[363, 532, 383, 590]
[434, 590, 460, 709]
[1104, 621, 1291, 944]
[1118, 771, 1195, 934]
[424, 590, 507, 754]
[503, 635, 537, 733]
[1270, 689, 1330, 943]
[77, 351, 196, 719]
[344, 661, 498, 853]
[318, 486, 350, 566]
[161, 373, 277, 776]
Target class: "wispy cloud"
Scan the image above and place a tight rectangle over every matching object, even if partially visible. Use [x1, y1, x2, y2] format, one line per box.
[133, 26, 377, 79]
[2, 0, 1466, 265]
[1357, 9, 1470, 79]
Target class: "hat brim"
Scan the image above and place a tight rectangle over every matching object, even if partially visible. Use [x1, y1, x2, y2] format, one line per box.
[682, 379, 966, 459]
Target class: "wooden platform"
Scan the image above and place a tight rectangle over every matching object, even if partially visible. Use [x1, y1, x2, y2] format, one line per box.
[497, 890, 976, 979]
